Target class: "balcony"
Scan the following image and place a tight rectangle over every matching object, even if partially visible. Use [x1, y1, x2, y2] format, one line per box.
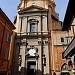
[16, 32, 51, 39]
[62, 36, 75, 58]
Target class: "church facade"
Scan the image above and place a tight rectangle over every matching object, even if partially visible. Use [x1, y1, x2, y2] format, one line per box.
[13, 0, 68, 75]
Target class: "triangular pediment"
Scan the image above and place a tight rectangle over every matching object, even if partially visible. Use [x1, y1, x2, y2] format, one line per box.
[18, 5, 48, 14]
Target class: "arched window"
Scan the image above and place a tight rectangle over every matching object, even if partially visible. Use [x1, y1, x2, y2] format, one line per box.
[30, 23, 37, 32]
[28, 19, 39, 34]
[61, 63, 68, 71]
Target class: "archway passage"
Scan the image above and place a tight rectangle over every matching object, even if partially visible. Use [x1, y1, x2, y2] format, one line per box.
[27, 62, 36, 75]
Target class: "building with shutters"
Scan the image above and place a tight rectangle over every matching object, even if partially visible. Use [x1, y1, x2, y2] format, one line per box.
[0, 8, 16, 75]
[14, 0, 68, 75]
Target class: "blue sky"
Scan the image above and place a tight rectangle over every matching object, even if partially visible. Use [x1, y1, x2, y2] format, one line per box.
[54, 0, 69, 21]
[0, 0, 69, 22]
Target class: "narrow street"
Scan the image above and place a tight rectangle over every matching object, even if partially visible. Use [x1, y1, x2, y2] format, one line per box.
[0, 0, 75, 75]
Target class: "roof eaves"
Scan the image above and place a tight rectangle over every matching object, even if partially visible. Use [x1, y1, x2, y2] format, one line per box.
[62, 0, 75, 31]
[0, 8, 16, 29]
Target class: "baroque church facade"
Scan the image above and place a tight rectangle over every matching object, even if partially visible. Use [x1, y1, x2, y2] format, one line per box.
[13, 0, 68, 75]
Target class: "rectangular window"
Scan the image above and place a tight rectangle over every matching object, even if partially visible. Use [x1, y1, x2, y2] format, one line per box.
[30, 65, 36, 69]
[30, 23, 37, 32]
[5, 49, 9, 59]
[6, 33, 11, 43]
[61, 37, 64, 42]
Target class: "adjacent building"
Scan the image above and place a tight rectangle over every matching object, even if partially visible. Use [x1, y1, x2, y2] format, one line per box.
[14, 0, 68, 75]
[0, 8, 16, 75]
[62, 0, 75, 75]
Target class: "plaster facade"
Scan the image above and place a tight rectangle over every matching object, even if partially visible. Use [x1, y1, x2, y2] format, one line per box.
[0, 8, 15, 75]
[14, 0, 68, 75]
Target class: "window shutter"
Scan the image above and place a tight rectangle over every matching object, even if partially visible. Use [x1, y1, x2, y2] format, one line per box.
[5, 49, 9, 59]
[6, 33, 11, 43]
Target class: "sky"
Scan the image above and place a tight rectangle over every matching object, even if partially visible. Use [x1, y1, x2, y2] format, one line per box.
[0, 0, 69, 22]
[54, 0, 69, 21]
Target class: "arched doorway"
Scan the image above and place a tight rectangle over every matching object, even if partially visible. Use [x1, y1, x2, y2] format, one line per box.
[27, 61, 36, 75]
[26, 46, 39, 75]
